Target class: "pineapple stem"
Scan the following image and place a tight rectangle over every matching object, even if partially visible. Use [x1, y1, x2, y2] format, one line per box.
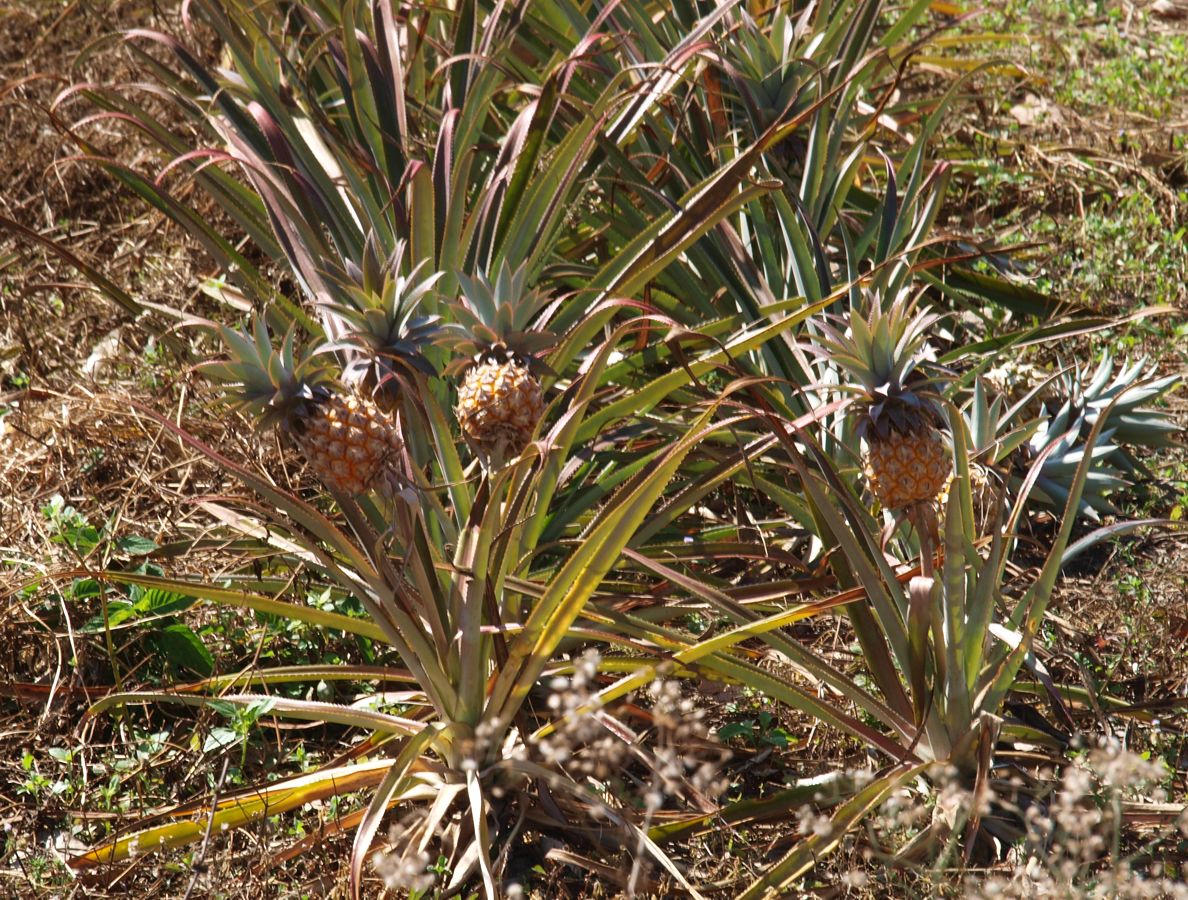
[908, 500, 939, 580]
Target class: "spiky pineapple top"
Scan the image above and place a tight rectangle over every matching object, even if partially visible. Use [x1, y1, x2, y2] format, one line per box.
[730, 12, 813, 136]
[200, 315, 337, 434]
[438, 261, 557, 376]
[813, 291, 946, 442]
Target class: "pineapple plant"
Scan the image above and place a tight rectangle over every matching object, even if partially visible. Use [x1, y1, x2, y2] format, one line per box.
[201, 316, 405, 496]
[439, 262, 556, 458]
[948, 356, 1181, 525]
[726, 11, 815, 170]
[815, 291, 951, 511]
[999, 354, 1178, 521]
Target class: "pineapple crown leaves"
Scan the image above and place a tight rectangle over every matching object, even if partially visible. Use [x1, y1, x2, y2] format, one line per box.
[438, 260, 558, 376]
[1052, 352, 1181, 448]
[807, 290, 948, 438]
[960, 353, 1179, 522]
[965, 378, 1042, 467]
[1024, 354, 1182, 498]
[728, 12, 813, 129]
[322, 239, 443, 383]
[198, 315, 337, 434]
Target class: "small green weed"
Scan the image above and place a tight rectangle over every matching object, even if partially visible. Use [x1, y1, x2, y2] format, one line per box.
[978, 1, 1188, 118]
[202, 697, 278, 773]
[718, 710, 796, 749]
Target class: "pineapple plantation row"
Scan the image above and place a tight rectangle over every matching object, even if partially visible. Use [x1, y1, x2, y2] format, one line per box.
[2, 0, 1186, 896]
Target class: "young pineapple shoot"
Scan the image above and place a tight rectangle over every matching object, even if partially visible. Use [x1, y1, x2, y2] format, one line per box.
[439, 262, 556, 460]
[815, 291, 950, 511]
[201, 315, 404, 496]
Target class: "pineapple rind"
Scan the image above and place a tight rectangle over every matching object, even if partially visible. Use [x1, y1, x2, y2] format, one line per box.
[299, 392, 403, 495]
[456, 358, 545, 452]
[865, 427, 950, 510]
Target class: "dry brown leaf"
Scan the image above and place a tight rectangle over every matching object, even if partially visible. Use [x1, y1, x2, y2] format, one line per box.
[1008, 94, 1065, 127]
[1152, 0, 1188, 21]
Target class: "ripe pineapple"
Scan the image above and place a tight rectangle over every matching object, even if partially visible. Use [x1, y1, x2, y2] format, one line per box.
[201, 316, 404, 496]
[439, 262, 556, 457]
[815, 292, 950, 511]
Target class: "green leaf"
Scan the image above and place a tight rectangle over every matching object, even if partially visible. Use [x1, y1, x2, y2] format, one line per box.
[135, 588, 194, 616]
[70, 757, 425, 868]
[95, 571, 386, 641]
[116, 535, 158, 556]
[202, 727, 241, 753]
[149, 623, 214, 677]
[86, 692, 424, 737]
[717, 722, 754, 742]
[81, 600, 135, 633]
[488, 404, 730, 727]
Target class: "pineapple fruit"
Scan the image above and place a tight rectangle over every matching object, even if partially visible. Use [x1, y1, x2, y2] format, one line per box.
[455, 350, 546, 450]
[201, 316, 404, 496]
[440, 263, 556, 457]
[296, 391, 405, 495]
[816, 291, 950, 511]
[937, 461, 997, 535]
